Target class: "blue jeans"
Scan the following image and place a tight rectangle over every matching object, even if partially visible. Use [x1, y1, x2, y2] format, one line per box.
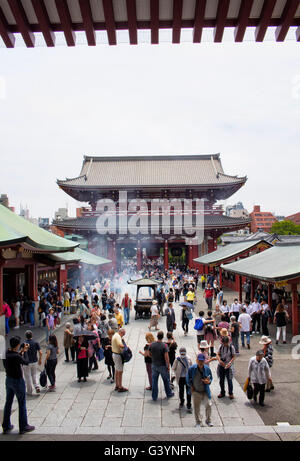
[124, 308, 130, 324]
[2, 377, 28, 431]
[151, 365, 173, 401]
[5, 317, 10, 335]
[241, 331, 250, 346]
[45, 327, 54, 343]
[29, 311, 35, 326]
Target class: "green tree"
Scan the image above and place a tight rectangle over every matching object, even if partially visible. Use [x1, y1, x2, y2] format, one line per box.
[270, 220, 300, 235]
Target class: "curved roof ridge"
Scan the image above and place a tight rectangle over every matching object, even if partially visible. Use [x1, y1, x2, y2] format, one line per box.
[57, 174, 87, 185]
[217, 171, 247, 181]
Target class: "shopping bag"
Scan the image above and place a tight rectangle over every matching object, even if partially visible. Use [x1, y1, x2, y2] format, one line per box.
[39, 368, 47, 388]
[243, 377, 250, 393]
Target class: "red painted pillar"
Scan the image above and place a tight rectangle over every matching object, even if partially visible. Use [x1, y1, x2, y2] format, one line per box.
[26, 264, 38, 301]
[207, 238, 215, 254]
[291, 283, 299, 336]
[219, 267, 223, 288]
[137, 240, 142, 271]
[164, 240, 169, 270]
[57, 267, 62, 301]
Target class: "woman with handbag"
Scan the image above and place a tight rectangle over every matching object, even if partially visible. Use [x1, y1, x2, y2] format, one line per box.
[76, 335, 89, 382]
[87, 324, 100, 372]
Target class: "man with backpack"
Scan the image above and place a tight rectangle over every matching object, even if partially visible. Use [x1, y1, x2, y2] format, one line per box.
[216, 336, 236, 399]
[194, 311, 213, 345]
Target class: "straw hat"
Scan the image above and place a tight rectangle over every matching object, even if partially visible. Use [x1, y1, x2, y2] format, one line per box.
[259, 336, 272, 345]
[220, 328, 229, 337]
[152, 300, 158, 305]
[199, 340, 209, 349]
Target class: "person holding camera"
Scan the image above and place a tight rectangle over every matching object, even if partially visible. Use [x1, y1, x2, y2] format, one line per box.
[2, 336, 35, 434]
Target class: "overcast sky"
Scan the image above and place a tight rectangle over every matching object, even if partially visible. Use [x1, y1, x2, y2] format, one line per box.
[1, 30, 299, 220]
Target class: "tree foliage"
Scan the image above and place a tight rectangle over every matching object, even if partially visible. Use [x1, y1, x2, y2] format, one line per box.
[270, 220, 300, 235]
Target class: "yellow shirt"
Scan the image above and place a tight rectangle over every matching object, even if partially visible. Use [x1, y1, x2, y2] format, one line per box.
[115, 312, 124, 327]
[112, 332, 123, 354]
[186, 291, 195, 301]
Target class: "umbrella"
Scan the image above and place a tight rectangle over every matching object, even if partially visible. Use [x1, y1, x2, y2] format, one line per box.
[73, 330, 98, 340]
[179, 302, 195, 311]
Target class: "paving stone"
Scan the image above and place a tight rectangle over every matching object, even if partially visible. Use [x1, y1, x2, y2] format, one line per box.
[223, 425, 276, 434]
[125, 398, 144, 410]
[142, 417, 162, 428]
[173, 427, 225, 434]
[101, 417, 122, 429]
[88, 399, 109, 410]
[61, 417, 83, 427]
[29, 403, 54, 419]
[42, 413, 66, 427]
[221, 417, 244, 427]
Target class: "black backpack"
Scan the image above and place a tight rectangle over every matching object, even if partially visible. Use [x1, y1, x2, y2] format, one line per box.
[39, 368, 47, 388]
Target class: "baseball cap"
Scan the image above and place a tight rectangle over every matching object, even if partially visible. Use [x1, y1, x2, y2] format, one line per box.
[197, 353, 206, 362]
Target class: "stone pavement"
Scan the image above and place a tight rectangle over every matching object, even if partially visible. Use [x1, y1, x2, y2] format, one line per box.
[0, 288, 299, 439]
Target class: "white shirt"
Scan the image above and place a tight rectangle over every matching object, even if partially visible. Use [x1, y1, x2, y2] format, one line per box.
[243, 304, 252, 315]
[250, 302, 261, 315]
[230, 302, 242, 313]
[261, 303, 270, 314]
[248, 357, 271, 385]
[151, 304, 159, 316]
[220, 305, 229, 314]
[239, 313, 252, 332]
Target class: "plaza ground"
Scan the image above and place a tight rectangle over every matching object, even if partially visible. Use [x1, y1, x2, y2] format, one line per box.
[0, 287, 299, 441]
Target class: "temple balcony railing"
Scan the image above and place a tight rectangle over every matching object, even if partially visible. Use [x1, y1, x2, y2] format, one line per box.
[80, 204, 225, 218]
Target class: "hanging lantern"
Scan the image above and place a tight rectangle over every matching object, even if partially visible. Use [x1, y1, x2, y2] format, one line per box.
[171, 247, 183, 257]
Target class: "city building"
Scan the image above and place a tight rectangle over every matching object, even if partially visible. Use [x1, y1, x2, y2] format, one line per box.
[225, 201, 246, 215]
[54, 207, 69, 221]
[38, 217, 50, 230]
[54, 154, 251, 271]
[286, 212, 300, 226]
[0, 194, 15, 212]
[250, 205, 277, 233]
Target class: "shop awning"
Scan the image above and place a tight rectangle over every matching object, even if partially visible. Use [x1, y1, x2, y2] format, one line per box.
[49, 247, 111, 266]
[221, 243, 300, 283]
[0, 204, 77, 253]
[194, 239, 272, 265]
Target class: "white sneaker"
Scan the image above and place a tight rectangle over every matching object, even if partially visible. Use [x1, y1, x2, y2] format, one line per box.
[206, 420, 213, 427]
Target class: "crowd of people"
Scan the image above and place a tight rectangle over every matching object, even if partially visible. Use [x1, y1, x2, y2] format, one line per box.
[1, 264, 291, 434]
